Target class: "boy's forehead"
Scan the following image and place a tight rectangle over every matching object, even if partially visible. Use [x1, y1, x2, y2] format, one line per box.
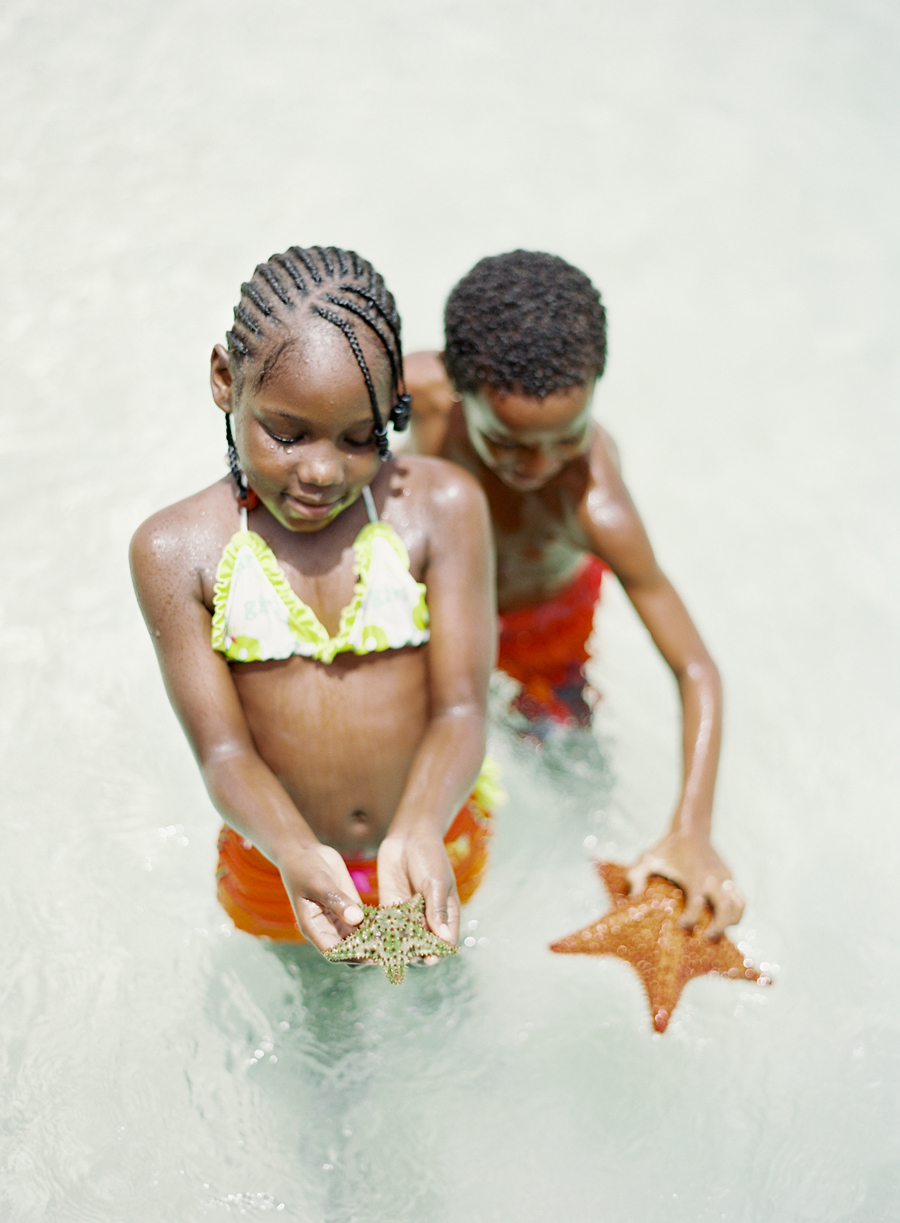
[465, 383, 594, 437]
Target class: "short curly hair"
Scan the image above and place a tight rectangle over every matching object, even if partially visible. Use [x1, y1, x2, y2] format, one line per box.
[443, 250, 607, 397]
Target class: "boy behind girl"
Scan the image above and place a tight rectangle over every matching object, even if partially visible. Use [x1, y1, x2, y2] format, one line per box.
[407, 250, 742, 936]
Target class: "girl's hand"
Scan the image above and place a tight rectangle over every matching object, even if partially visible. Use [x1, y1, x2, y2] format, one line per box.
[376, 833, 461, 957]
[278, 845, 365, 954]
[626, 831, 744, 939]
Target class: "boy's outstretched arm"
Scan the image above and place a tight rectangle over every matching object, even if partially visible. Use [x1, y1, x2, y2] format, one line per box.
[578, 439, 744, 938]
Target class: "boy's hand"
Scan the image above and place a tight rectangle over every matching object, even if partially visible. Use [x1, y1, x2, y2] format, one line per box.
[626, 832, 744, 939]
[376, 833, 461, 958]
[279, 845, 365, 954]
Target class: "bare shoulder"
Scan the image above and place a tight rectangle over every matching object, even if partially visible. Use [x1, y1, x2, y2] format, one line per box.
[578, 426, 634, 517]
[390, 453, 486, 515]
[405, 351, 458, 457]
[130, 479, 235, 594]
[385, 455, 489, 561]
[405, 351, 453, 408]
[575, 427, 658, 578]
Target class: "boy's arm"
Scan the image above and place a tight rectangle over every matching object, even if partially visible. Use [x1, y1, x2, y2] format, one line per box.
[577, 440, 744, 938]
[376, 462, 496, 945]
[404, 350, 457, 456]
[129, 512, 364, 952]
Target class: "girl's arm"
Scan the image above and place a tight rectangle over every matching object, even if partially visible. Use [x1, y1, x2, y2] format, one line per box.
[577, 440, 744, 938]
[129, 511, 364, 952]
[376, 463, 496, 944]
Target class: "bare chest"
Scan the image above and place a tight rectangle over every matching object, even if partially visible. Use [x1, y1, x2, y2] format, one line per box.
[491, 495, 590, 610]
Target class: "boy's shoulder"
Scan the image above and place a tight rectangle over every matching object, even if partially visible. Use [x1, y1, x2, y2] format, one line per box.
[404, 351, 456, 457]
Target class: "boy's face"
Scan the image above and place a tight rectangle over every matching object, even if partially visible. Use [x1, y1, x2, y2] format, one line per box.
[460, 382, 594, 492]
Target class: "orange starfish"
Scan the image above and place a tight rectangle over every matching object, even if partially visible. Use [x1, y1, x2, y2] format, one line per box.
[550, 862, 772, 1032]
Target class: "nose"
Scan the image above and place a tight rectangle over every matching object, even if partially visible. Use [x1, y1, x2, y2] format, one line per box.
[295, 440, 343, 488]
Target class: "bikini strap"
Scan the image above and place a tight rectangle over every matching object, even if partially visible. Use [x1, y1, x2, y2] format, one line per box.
[361, 485, 379, 524]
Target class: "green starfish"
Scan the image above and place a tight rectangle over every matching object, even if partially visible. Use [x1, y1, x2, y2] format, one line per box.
[323, 894, 457, 984]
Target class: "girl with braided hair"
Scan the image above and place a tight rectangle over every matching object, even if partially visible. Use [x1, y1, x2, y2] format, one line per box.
[131, 246, 497, 956]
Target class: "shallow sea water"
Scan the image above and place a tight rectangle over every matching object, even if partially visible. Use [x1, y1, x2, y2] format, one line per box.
[1, 1, 899, 1219]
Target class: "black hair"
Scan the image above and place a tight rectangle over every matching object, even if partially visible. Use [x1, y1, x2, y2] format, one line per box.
[443, 250, 607, 398]
[224, 246, 411, 487]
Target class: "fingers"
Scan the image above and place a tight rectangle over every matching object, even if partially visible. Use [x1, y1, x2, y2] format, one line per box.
[295, 890, 363, 952]
[626, 861, 654, 897]
[678, 890, 707, 931]
[376, 874, 413, 909]
[287, 850, 365, 954]
[423, 876, 460, 945]
[317, 847, 365, 916]
[374, 838, 411, 909]
[703, 878, 745, 939]
[627, 855, 686, 898]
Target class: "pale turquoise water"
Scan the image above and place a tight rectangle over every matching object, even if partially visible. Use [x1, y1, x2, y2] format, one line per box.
[1, 2, 899, 1219]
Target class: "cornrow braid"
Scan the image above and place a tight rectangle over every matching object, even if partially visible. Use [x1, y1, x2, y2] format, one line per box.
[224, 245, 410, 476]
[313, 304, 389, 455]
[321, 293, 399, 386]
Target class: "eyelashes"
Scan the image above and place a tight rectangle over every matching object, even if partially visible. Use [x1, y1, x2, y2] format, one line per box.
[265, 426, 374, 449]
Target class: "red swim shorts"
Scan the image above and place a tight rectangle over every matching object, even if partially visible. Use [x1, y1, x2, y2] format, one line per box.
[216, 788, 495, 942]
[497, 555, 607, 727]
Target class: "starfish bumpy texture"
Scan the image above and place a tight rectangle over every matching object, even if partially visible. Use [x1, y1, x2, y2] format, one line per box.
[324, 893, 457, 984]
[550, 862, 772, 1032]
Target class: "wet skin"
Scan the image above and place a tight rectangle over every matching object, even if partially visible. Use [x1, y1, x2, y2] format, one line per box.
[130, 325, 495, 953]
[406, 350, 743, 937]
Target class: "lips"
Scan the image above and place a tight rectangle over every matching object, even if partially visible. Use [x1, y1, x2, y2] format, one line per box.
[284, 493, 343, 519]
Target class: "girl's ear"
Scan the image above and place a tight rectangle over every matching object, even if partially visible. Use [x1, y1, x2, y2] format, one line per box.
[210, 344, 234, 412]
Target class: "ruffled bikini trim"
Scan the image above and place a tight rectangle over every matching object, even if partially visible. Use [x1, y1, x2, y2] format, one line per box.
[472, 755, 507, 816]
[212, 523, 428, 664]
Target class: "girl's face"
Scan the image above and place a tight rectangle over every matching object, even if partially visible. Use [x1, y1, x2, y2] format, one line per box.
[211, 323, 387, 533]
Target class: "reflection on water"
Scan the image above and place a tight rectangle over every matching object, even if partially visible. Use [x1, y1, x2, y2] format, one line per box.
[2, 0, 899, 1219]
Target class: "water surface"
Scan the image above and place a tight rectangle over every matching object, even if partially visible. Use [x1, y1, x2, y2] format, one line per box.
[1, 2, 898, 1219]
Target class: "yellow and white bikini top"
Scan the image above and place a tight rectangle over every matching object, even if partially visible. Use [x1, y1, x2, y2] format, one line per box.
[211, 486, 430, 664]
